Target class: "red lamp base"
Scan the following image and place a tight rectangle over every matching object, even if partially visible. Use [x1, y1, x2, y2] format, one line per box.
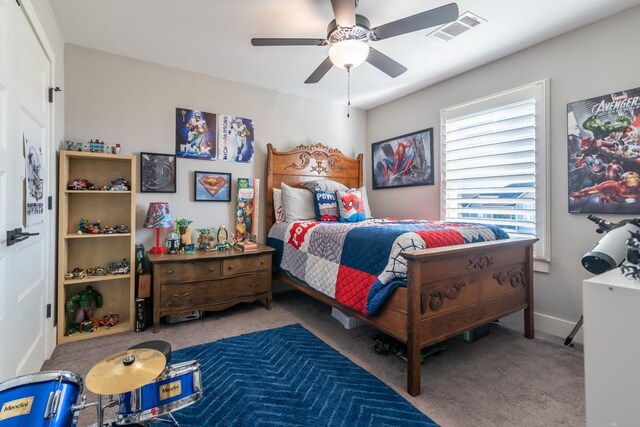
[149, 228, 168, 254]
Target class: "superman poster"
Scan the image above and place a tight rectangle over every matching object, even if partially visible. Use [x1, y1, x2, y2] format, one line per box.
[568, 87, 640, 213]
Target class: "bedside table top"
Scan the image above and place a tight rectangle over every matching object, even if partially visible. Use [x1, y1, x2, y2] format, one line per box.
[148, 244, 275, 263]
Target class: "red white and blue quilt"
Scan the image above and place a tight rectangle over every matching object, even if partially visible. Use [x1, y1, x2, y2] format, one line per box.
[267, 219, 509, 316]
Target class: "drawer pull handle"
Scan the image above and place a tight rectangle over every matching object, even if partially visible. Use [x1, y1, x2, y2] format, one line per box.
[167, 270, 174, 274]
[174, 293, 189, 298]
[209, 267, 215, 272]
[228, 264, 234, 269]
[260, 260, 265, 265]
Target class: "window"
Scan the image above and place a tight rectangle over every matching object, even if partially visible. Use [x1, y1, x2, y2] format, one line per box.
[441, 80, 549, 264]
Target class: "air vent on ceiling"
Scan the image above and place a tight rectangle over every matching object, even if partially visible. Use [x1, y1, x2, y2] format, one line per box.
[427, 11, 486, 41]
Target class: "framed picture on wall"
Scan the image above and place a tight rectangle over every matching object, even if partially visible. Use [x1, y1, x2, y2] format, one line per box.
[371, 128, 434, 190]
[140, 152, 176, 193]
[194, 171, 232, 202]
[567, 86, 640, 214]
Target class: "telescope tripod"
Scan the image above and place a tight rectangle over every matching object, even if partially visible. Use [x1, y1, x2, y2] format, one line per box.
[564, 315, 583, 346]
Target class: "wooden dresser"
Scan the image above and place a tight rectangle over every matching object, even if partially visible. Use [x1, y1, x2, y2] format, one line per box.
[148, 245, 275, 332]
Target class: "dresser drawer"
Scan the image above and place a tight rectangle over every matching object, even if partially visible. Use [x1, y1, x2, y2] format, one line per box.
[156, 260, 222, 283]
[222, 254, 270, 276]
[160, 271, 270, 310]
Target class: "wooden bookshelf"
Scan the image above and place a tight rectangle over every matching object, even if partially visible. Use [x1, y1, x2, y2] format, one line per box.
[57, 151, 136, 344]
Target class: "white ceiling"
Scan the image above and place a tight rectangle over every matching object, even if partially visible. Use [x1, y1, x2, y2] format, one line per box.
[51, 0, 640, 110]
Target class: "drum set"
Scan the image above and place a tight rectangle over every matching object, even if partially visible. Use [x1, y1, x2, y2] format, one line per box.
[0, 340, 202, 427]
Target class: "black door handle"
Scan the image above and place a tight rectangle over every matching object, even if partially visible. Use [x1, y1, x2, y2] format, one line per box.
[6, 228, 39, 246]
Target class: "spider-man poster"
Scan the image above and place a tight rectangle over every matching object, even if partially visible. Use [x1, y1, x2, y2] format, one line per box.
[568, 87, 640, 213]
[372, 128, 434, 190]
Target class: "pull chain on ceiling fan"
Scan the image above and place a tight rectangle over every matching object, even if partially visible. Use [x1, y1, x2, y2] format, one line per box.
[251, 0, 459, 84]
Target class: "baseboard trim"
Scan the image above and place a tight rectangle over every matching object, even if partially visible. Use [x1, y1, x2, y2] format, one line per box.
[499, 311, 584, 345]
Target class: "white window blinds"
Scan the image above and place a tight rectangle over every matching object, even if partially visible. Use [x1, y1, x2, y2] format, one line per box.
[441, 80, 549, 261]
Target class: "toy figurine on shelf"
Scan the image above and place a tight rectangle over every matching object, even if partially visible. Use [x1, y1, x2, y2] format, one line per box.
[175, 218, 193, 251]
[68, 178, 95, 191]
[89, 139, 105, 153]
[184, 244, 195, 254]
[197, 227, 215, 250]
[99, 313, 119, 328]
[85, 221, 102, 234]
[113, 224, 129, 233]
[65, 285, 102, 332]
[86, 266, 106, 277]
[78, 218, 89, 233]
[214, 225, 232, 250]
[109, 177, 130, 191]
[64, 268, 87, 280]
[107, 258, 130, 275]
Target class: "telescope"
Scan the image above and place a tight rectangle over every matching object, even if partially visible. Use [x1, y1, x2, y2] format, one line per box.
[581, 215, 640, 275]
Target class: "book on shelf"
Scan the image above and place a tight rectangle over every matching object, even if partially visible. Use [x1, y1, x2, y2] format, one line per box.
[236, 241, 258, 252]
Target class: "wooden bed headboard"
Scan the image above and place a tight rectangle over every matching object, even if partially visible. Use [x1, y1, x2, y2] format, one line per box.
[266, 143, 363, 230]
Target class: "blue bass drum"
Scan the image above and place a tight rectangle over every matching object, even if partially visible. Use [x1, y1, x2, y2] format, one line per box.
[117, 360, 202, 424]
[0, 371, 82, 427]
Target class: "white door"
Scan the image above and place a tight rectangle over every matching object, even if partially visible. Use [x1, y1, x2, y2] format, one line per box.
[0, 0, 52, 381]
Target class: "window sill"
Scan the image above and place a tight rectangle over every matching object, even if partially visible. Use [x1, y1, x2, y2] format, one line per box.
[534, 259, 550, 273]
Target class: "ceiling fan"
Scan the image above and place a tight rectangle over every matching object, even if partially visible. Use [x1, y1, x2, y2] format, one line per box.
[251, 0, 459, 84]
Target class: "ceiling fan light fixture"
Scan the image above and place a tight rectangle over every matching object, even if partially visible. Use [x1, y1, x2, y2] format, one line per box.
[329, 39, 369, 69]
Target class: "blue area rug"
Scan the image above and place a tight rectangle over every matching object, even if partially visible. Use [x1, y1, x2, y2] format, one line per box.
[163, 324, 438, 426]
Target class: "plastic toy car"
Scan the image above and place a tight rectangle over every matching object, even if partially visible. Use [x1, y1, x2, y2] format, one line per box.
[107, 259, 130, 275]
[68, 178, 94, 191]
[87, 266, 106, 276]
[70, 268, 87, 279]
[85, 223, 102, 234]
[99, 313, 119, 328]
[113, 224, 129, 233]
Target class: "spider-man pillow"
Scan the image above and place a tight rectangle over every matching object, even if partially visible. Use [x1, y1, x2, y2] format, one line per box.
[313, 189, 339, 222]
[335, 189, 365, 222]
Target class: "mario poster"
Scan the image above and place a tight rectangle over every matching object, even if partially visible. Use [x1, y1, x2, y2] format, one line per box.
[568, 87, 640, 213]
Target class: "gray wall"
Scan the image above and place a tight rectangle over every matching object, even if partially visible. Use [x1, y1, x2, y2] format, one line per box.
[64, 44, 366, 248]
[366, 6, 640, 340]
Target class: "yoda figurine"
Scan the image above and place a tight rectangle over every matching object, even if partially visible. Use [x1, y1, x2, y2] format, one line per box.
[197, 227, 215, 250]
[175, 218, 193, 250]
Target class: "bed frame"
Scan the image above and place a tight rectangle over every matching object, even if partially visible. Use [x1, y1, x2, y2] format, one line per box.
[266, 143, 536, 396]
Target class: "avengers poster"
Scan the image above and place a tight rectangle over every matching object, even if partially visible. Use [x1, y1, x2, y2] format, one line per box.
[176, 108, 217, 160]
[372, 127, 434, 189]
[568, 87, 640, 213]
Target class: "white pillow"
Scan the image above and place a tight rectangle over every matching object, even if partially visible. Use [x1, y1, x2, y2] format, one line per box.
[358, 186, 373, 219]
[281, 183, 316, 222]
[302, 179, 348, 193]
[273, 188, 285, 223]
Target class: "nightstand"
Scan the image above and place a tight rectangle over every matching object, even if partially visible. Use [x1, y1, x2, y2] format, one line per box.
[148, 245, 275, 332]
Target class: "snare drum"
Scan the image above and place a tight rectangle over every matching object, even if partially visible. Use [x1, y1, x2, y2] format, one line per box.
[0, 371, 82, 427]
[117, 360, 202, 424]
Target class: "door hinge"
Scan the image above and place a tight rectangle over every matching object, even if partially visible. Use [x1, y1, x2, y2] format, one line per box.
[48, 86, 61, 103]
[48, 196, 53, 210]
[46, 303, 51, 318]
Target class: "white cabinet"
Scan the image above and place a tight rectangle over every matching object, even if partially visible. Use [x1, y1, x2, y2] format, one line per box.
[583, 269, 640, 426]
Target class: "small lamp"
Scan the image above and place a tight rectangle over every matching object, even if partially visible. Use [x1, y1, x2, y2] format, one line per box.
[143, 202, 172, 254]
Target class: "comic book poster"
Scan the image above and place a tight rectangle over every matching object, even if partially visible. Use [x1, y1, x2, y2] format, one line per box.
[235, 178, 260, 242]
[568, 87, 640, 214]
[175, 108, 217, 160]
[218, 115, 255, 163]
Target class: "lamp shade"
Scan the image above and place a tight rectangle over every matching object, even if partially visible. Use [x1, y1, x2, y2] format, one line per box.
[329, 39, 370, 69]
[143, 202, 172, 229]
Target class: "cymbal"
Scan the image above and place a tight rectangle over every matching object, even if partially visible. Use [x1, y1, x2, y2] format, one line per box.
[85, 348, 166, 395]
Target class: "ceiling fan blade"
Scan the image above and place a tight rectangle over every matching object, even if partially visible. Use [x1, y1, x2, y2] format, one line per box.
[331, 0, 356, 27]
[366, 48, 407, 78]
[251, 38, 327, 46]
[305, 57, 334, 84]
[371, 3, 459, 41]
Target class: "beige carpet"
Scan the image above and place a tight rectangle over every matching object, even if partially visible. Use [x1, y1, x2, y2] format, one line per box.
[43, 290, 585, 427]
